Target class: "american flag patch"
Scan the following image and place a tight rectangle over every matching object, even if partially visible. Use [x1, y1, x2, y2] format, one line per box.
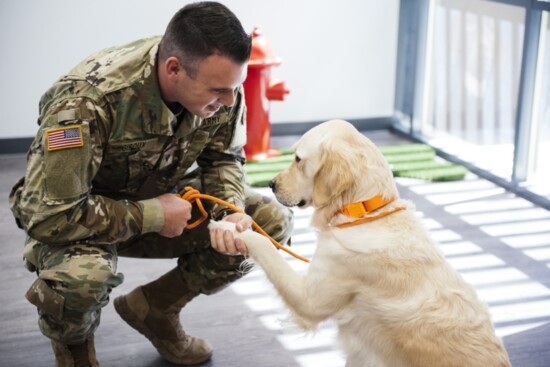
[46, 126, 84, 151]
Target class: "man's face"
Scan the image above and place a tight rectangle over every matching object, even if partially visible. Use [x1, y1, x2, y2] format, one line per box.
[171, 53, 247, 118]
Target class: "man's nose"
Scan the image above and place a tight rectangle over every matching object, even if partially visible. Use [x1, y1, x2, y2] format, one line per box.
[220, 90, 237, 107]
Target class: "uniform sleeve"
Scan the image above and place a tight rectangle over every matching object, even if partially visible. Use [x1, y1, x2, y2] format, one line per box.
[11, 96, 164, 246]
[196, 87, 247, 218]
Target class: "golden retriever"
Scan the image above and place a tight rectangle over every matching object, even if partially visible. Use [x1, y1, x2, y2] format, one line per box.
[210, 119, 511, 367]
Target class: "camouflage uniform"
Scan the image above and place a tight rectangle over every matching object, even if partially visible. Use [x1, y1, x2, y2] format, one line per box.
[9, 37, 293, 344]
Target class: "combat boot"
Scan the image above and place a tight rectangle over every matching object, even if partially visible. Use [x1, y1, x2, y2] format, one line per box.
[113, 267, 212, 365]
[51, 335, 99, 367]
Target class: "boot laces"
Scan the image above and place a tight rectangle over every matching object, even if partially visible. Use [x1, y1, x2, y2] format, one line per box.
[166, 311, 191, 346]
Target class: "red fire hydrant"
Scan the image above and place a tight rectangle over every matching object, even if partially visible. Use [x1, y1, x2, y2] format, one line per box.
[243, 27, 289, 161]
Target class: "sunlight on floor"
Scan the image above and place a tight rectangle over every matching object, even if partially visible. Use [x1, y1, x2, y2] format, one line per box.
[407, 175, 550, 339]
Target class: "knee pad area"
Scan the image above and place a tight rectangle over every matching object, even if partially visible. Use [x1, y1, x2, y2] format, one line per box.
[35, 260, 124, 315]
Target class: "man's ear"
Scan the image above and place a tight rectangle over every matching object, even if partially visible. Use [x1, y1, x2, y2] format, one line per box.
[164, 56, 183, 78]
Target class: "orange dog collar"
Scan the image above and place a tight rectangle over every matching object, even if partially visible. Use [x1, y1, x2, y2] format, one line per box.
[339, 195, 395, 218]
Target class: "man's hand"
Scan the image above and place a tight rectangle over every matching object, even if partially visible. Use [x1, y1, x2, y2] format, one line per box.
[209, 213, 252, 256]
[156, 193, 192, 237]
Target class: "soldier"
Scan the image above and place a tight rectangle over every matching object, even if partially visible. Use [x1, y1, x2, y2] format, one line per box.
[9, 2, 293, 366]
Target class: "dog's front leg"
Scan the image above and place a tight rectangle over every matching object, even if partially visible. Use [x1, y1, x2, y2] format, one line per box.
[248, 239, 352, 328]
[209, 221, 349, 327]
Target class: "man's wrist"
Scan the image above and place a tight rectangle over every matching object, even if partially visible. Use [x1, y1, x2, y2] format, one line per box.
[138, 198, 165, 233]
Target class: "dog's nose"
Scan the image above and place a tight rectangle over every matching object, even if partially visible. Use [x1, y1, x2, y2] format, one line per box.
[269, 179, 276, 192]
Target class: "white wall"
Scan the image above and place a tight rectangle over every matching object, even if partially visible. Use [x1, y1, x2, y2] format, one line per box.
[0, 0, 399, 139]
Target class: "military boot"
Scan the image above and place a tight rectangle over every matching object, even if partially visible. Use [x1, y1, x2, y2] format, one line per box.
[113, 268, 212, 365]
[51, 335, 99, 367]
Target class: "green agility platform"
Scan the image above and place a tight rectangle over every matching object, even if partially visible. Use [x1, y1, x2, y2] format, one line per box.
[244, 144, 468, 187]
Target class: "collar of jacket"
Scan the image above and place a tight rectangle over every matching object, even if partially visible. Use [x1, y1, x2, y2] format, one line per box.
[140, 42, 180, 137]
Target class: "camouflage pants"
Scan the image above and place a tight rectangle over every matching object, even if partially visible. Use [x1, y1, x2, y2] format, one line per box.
[25, 185, 293, 344]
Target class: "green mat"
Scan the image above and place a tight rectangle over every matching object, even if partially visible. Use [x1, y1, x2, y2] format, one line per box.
[244, 144, 468, 187]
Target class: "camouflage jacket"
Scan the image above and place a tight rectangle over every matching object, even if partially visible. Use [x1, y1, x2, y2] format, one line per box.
[9, 37, 247, 250]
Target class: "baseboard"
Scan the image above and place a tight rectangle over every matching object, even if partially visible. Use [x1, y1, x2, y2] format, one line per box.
[0, 137, 33, 155]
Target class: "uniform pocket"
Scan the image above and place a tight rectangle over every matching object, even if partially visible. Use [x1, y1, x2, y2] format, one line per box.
[127, 142, 167, 193]
[179, 129, 211, 167]
[99, 138, 166, 194]
[25, 278, 65, 320]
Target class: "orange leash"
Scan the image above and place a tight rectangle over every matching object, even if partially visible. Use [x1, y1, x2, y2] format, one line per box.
[179, 187, 310, 263]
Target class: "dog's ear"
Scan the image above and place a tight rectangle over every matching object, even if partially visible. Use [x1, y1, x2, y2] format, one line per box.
[312, 137, 358, 208]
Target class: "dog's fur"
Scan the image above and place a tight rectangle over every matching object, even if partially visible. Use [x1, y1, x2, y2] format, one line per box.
[210, 120, 511, 367]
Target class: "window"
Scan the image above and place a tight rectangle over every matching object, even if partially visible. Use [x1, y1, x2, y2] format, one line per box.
[395, 0, 550, 210]
[424, 0, 526, 179]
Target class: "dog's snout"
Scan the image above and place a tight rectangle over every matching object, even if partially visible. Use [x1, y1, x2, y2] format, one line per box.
[269, 179, 276, 192]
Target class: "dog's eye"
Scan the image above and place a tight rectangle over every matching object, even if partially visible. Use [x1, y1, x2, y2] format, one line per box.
[295, 155, 301, 163]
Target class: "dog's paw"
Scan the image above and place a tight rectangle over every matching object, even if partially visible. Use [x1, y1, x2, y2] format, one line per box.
[208, 220, 237, 232]
[208, 220, 275, 257]
[208, 220, 256, 243]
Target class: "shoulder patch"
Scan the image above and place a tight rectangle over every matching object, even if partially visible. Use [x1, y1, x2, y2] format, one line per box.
[46, 126, 84, 151]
